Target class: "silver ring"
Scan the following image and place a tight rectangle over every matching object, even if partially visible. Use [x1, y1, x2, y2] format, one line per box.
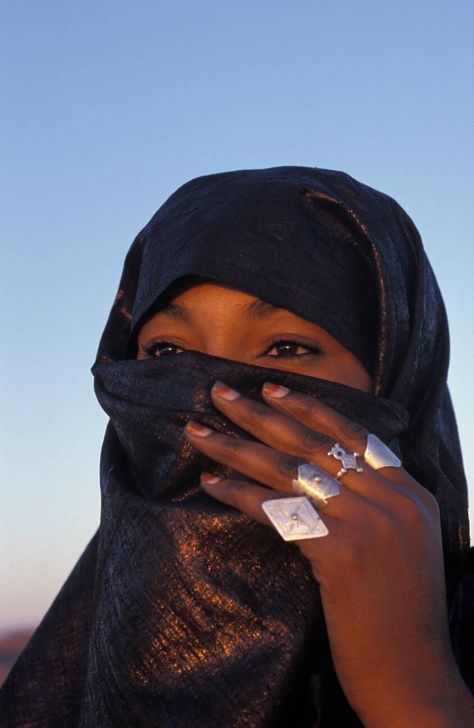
[364, 433, 401, 469]
[262, 497, 329, 540]
[292, 462, 340, 508]
[327, 443, 364, 480]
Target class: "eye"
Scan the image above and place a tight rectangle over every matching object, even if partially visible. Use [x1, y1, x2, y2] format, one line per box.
[143, 341, 185, 358]
[263, 340, 322, 359]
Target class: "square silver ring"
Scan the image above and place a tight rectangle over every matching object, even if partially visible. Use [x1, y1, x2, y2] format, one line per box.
[262, 497, 329, 541]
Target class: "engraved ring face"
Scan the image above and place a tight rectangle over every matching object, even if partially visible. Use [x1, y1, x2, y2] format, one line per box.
[262, 497, 329, 540]
[292, 462, 340, 507]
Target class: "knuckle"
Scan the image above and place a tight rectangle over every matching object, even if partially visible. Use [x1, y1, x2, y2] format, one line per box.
[277, 454, 301, 478]
[219, 480, 245, 509]
[395, 492, 423, 523]
[221, 479, 239, 497]
[289, 394, 317, 420]
[410, 481, 440, 516]
[241, 400, 271, 425]
[219, 436, 243, 458]
[298, 428, 329, 458]
[338, 418, 368, 445]
[375, 509, 398, 538]
[239, 489, 260, 512]
[424, 491, 440, 519]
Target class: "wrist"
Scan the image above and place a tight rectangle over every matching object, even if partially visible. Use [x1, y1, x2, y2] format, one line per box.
[357, 669, 474, 728]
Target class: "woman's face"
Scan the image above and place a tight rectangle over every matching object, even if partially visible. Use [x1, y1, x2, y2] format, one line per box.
[136, 280, 373, 393]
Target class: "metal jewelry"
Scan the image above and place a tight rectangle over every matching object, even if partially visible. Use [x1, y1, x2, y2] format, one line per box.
[292, 462, 340, 508]
[262, 497, 329, 540]
[327, 442, 364, 479]
[363, 433, 402, 470]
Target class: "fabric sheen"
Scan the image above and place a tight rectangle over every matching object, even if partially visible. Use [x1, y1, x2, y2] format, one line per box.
[1, 166, 471, 727]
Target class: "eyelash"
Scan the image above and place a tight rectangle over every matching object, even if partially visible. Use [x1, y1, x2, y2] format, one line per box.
[142, 339, 322, 360]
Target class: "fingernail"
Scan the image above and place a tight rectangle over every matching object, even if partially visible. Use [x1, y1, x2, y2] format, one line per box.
[212, 381, 241, 401]
[201, 472, 222, 485]
[186, 421, 213, 437]
[262, 382, 290, 398]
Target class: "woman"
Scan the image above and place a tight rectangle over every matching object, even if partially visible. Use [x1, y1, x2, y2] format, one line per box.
[1, 166, 473, 727]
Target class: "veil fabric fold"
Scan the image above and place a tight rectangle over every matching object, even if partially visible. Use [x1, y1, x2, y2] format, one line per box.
[1, 167, 470, 727]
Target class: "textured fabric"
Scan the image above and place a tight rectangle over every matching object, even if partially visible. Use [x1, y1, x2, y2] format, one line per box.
[1, 166, 471, 727]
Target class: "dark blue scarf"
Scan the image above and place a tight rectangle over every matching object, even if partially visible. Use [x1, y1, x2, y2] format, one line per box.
[1, 167, 470, 727]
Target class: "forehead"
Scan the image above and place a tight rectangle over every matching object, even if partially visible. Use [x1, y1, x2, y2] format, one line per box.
[139, 277, 283, 326]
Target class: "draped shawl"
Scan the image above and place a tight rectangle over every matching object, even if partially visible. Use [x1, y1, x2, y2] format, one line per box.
[1, 166, 472, 728]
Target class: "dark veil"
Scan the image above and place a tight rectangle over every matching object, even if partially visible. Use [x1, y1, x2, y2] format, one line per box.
[1, 167, 471, 727]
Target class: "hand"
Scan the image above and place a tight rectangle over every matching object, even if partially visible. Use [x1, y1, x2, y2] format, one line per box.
[183, 380, 474, 727]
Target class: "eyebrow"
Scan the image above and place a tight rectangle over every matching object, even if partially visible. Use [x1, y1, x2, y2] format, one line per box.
[242, 298, 282, 319]
[155, 298, 281, 322]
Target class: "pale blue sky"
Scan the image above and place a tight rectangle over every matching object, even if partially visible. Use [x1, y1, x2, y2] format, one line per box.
[1, 0, 473, 629]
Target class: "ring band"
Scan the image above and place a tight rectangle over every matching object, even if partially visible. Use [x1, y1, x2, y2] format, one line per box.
[292, 462, 340, 508]
[262, 497, 329, 540]
[364, 434, 401, 469]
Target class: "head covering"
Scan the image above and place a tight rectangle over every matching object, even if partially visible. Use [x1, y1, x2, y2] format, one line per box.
[1, 166, 470, 727]
[123, 168, 379, 375]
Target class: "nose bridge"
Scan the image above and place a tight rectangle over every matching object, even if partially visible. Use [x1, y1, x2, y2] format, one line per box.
[197, 312, 249, 361]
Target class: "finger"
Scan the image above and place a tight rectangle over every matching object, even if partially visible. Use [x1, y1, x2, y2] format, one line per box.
[261, 382, 369, 457]
[200, 472, 367, 569]
[184, 420, 300, 495]
[210, 381, 335, 462]
[201, 472, 277, 526]
[209, 380, 379, 494]
[260, 382, 416, 487]
[200, 472, 277, 526]
[203, 385, 438, 554]
[185, 420, 356, 520]
[210, 381, 428, 516]
[200, 472, 342, 541]
[261, 382, 439, 515]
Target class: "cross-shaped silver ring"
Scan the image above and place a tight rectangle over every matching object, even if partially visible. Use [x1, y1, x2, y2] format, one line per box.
[327, 442, 364, 480]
